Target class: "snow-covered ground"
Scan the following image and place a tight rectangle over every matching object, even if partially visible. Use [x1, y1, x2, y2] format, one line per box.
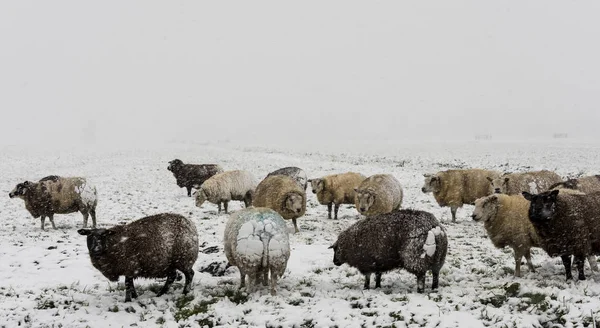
[2, 140, 600, 328]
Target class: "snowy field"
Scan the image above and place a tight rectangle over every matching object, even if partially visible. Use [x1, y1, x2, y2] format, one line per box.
[2, 140, 600, 328]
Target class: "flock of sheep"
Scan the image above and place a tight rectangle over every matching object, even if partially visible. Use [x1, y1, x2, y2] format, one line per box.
[7, 159, 600, 302]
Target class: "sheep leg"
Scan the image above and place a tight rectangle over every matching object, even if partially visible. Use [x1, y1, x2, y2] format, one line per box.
[223, 201, 229, 214]
[186, 186, 192, 197]
[218, 203, 222, 213]
[239, 269, 246, 289]
[574, 255, 586, 281]
[292, 218, 299, 233]
[40, 216, 46, 230]
[125, 277, 138, 302]
[49, 214, 57, 230]
[82, 212, 89, 229]
[525, 249, 535, 272]
[157, 270, 177, 296]
[327, 203, 333, 219]
[375, 272, 382, 288]
[513, 249, 523, 277]
[269, 270, 278, 296]
[416, 274, 426, 293]
[432, 270, 440, 290]
[334, 204, 340, 220]
[363, 273, 371, 289]
[90, 208, 97, 228]
[450, 207, 458, 222]
[587, 255, 598, 272]
[561, 255, 573, 280]
[262, 268, 269, 286]
[182, 268, 194, 294]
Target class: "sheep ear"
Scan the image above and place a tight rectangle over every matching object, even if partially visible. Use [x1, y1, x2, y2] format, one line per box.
[423, 173, 431, 178]
[504, 177, 510, 183]
[78, 229, 91, 235]
[486, 177, 493, 182]
[522, 192, 533, 201]
[549, 190, 559, 199]
[354, 188, 358, 193]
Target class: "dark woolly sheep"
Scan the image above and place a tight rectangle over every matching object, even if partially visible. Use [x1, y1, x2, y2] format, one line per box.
[523, 190, 600, 281]
[167, 159, 223, 197]
[330, 209, 447, 292]
[78, 213, 199, 302]
[266, 167, 308, 191]
[9, 176, 97, 230]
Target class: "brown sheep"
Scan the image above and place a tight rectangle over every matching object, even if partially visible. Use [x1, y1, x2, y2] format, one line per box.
[9, 176, 98, 230]
[253, 176, 306, 233]
[308, 172, 366, 220]
[354, 174, 403, 217]
[422, 169, 500, 222]
[488, 170, 562, 195]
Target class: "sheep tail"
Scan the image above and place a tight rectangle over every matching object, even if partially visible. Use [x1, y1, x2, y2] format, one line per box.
[261, 234, 269, 269]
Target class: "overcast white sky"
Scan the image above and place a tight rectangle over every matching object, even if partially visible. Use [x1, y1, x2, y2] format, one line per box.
[1, 1, 599, 148]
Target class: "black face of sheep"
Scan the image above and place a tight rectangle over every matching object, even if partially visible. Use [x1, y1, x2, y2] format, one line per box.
[167, 159, 183, 172]
[522, 190, 559, 222]
[78, 229, 115, 256]
[9, 181, 31, 198]
[329, 243, 342, 266]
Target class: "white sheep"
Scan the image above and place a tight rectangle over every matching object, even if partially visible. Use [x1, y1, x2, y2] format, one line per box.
[488, 170, 562, 195]
[195, 170, 258, 214]
[224, 207, 290, 295]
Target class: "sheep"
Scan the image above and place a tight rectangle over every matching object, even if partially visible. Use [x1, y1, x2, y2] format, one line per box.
[9, 176, 98, 230]
[253, 175, 306, 233]
[522, 190, 600, 281]
[330, 209, 447, 292]
[488, 170, 562, 195]
[167, 159, 223, 197]
[549, 175, 600, 194]
[422, 169, 500, 222]
[266, 166, 308, 191]
[308, 172, 366, 220]
[354, 174, 403, 217]
[224, 207, 290, 295]
[78, 213, 199, 302]
[195, 170, 258, 214]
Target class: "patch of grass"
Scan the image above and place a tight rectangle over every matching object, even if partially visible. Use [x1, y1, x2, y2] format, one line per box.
[479, 294, 507, 308]
[196, 316, 215, 327]
[313, 268, 323, 274]
[389, 311, 404, 321]
[37, 299, 56, 310]
[350, 301, 364, 309]
[429, 294, 443, 302]
[504, 282, 520, 297]
[155, 317, 165, 325]
[125, 306, 136, 313]
[501, 266, 515, 275]
[108, 305, 119, 312]
[361, 311, 378, 317]
[174, 298, 218, 322]
[300, 292, 314, 298]
[299, 319, 315, 328]
[288, 298, 304, 306]
[221, 287, 249, 304]
[391, 295, 409, 302]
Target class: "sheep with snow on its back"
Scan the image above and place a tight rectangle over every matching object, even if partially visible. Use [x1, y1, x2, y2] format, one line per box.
[9, 176, 98, 230]
[168, 159, 224, 197]
[266, 166, 308, 191]
[195, 170, 258, 214]
[224, 207, 290, 295]
[308, 172, 366, 220]
[422, 169, 500, 222]
[78, 213, 199, 302]
[354, 174, 403, 217]
[330, 209, 447, 292]
[253, 175, 306, 233]
[549, 175, 600, 194]
[488, 170, 562, 195]
[523, 190, 600, 281]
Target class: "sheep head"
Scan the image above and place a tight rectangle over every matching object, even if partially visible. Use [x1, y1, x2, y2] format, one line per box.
[284, 193, 304, 215]
[167, 159, 184, 172]
[355, 189, 376, 214]
[309, 179, 324, 194]
[9, 181, 34, 199]
[329, 241, 343, 266]
[522, 190, 559, 222]
[488, 176, 509, 194]
[421, 174, 440, 193]
[78, 228, 115, 256]
[194, 189, 207, 208]
[471, 194, 498, 222]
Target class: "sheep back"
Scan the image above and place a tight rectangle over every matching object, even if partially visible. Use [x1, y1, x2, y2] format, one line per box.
[334, 209, 447, 277]
[431, 169, 499, 208]
[200, 170, 258, 204]
[493, 170, 562, 195]
[86, 213, 199, 281]
[224, 208, 290, 286]
[317, 172, 366, 205]
[355, 174, 403, 216]
[266, 167, 308, 191]
[550, 175, 600, 194]
[43, 177, 98, 213]
[253, 176, 306, 221]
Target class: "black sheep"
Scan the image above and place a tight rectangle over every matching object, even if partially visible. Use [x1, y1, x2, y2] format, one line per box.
[167, 159, 223, 196]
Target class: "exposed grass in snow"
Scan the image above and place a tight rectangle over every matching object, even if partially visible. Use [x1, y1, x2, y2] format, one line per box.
[2, 141, 600, 327]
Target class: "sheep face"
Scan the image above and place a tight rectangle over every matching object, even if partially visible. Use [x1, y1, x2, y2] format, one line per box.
[285, 193, 303, 215]
[421, 174, 440, 193]
[167, 159, 184, 172]
[195, 189, 207, 208]
[471, 195, 498, 222]
[9, 181, 33, 199]
[522, 190, 559, 222]
[309, 179, 324, 194]
[355, 190, 375, 214]
[488, 176, 509, 194]
[329, 242, 343, 266]
[78, 229, 115, 256]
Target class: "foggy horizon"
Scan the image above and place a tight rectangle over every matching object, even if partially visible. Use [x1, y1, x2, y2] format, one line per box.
[2, 1, 599, 149]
